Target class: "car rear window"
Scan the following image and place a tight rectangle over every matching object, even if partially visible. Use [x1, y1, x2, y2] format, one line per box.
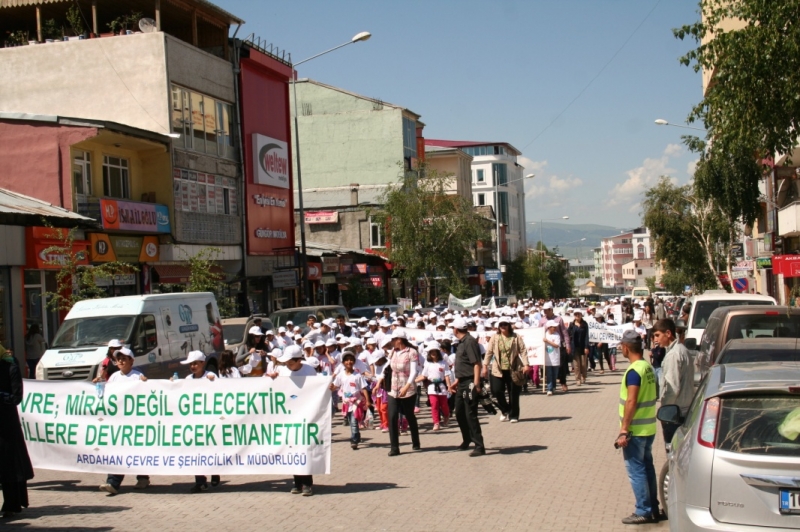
[222, 324, 246, 344]
[725, 314, 800, 341]
[718, 347, 800, 364]
[717, 395, 800, 456]
[692, 300, 773, 329]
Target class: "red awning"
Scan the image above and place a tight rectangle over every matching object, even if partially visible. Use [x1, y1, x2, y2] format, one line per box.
[153, 264, 224, 284]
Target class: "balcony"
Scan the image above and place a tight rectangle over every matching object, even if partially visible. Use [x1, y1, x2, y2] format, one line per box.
[778, 201, 800, 238]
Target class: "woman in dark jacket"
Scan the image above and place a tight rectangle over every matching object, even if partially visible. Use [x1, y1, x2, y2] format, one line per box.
[0, 344, 33, 517]
[567, 310, 590, 385]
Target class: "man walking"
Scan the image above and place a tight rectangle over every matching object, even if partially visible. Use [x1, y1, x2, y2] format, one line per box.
[615, 330, 659, 525]
[450, 318, 485, 457]
[652, 318, 694, 447]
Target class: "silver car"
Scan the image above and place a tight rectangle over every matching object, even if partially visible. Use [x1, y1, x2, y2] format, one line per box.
[658, 362, 800, 531]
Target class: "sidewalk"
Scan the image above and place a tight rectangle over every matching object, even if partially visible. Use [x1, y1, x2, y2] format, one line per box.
[7, 362, 668, 531]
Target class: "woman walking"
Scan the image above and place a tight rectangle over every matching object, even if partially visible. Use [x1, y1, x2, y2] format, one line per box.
[567, 310, 590, 386]
[482, 317, 527, 422]
[386, 330, 421, 456]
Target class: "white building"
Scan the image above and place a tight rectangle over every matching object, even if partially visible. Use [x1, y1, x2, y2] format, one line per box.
[600, 228, 654, 292]
[425, 140, 527, 260]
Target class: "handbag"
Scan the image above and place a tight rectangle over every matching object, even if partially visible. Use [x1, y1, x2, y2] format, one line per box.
[510, 337, 526, 386]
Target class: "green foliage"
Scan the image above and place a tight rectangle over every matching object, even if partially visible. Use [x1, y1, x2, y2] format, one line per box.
[375, 163, 489, 289]
[42, 19, 60, 40]
[42, 226, 138, 312]
[440, 277, 471, 299]
[66, 4, 84, 36]
[108, 11, 142, 34]
[504, 252, 552, 299]
[182, 247, 236, 318]
[341, 278, 383, 308]
[675, 0, 800, 161]
[644, 276, 657, 294]
[546, 257, 572, 298]
[5, 30, 29, 46]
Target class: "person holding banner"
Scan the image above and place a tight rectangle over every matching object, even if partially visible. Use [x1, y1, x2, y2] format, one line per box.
[0, 343, 33, 517]
[387, 330, 421, 456]
[482, 317, 527, 423]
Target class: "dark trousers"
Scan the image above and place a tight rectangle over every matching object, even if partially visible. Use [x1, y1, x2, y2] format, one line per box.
[106, 474, 149, 490]
[454, 380, 484, 451]
[489, 370, 520, 420]
[1, 479, 28, 513]
[388, 394, 420, 451]
[293, 475, 313, 489]
[194, 475, 220, 486]
[558, 346, 569, 385]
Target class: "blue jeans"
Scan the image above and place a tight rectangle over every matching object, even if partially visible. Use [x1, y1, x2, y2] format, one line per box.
[347, 411, 361, 444]
[545, 366, 559, 392]
[623, 434, 659, 517]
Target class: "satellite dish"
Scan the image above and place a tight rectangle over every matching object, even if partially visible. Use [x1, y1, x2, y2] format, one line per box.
[139, 18, 156, 33]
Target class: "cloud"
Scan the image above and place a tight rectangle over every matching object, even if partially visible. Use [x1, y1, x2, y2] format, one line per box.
[520, 156, 583, 200]
[608, 145, 681, 207]
[687, 159, 699, 177]
[518, 156, 548, 175]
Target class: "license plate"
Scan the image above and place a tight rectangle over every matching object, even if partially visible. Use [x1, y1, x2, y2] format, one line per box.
[780, 490, 800, 514]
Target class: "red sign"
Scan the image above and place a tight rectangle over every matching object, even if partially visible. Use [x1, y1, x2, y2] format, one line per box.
[354, 264, 368, 274]
[773, 254, 800, 278]
[25, 227, 89, 269]
[307, 263, 322, 281]
[305, 211, 339, 224]
[239, 47, 295, 256]
[361, 275, 383, 288]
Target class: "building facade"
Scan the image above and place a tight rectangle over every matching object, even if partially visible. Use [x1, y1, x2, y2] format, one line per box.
[600, 228, 652, 293]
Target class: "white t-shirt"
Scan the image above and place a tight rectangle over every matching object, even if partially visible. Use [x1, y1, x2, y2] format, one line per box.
[421, 360, 449, 395]
[108, 369, 143, 382]
[185, 371, 214, 380]
[218, 367, 241, 379]
[333, 358, 368, 376]
[333, 371, 367, 400]
[278, 363, 317, 377]
[545, 332, 561, 367]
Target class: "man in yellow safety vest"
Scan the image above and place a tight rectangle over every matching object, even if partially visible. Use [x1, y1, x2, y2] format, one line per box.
[615, 329, 660, 525]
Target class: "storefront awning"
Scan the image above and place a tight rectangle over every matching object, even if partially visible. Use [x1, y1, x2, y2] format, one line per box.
[0, 187, 96, 228]
[153, 264, 224, 284]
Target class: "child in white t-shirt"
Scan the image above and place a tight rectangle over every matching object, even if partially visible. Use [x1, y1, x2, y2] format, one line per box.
[99, 347, 149, 495]
[329, 352, 370, 450]
[179, 351, 218, 492]
[543, 321, 561, 396]
[415, 342, 451, 430]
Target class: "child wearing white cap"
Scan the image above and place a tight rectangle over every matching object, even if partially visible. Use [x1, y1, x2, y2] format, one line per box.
[416, 342, 451, 430]
[543, 322, 561, 396]
[329, 351, 370, 450]
[180, 351, 219, 492]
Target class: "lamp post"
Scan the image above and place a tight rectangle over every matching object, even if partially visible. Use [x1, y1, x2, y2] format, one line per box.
[495, 172, 535, 296]
[654, 119, 706, 132]
[292, 31, 371, 305]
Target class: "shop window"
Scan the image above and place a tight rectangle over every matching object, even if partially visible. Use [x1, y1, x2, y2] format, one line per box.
[73, 151, 92, 196]
[102, 156, 130, 199]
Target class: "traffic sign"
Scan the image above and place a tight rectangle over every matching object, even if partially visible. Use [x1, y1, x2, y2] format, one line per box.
[733, 278, 748, 293]
[485, 269, 502, 281]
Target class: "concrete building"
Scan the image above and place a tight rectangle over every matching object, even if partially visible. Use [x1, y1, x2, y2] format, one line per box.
[424, 140, 528, 261]
[569, 258, 595, 278]
[424, 145, 473, 201]
[621, 259, 658, 292]
[600, 227, 652, 293]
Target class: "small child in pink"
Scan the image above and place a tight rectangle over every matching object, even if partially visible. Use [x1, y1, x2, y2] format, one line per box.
[416, 341, 451, 431]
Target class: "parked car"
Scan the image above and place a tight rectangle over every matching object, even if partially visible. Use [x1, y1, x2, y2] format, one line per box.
[716, 338, 800, 365]
[683, 292, 776, 351]
[348, 305, 400, 321]
[658, 362, 800, 531]
[269, 305, 348, 330]
[696, 306, 800, 379]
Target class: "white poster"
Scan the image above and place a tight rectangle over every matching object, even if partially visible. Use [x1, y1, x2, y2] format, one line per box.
[19, 377, 331, 476]
[253, 134, 290, 189]
[447, 294, 482, 312]
[517, 327, 546, 366]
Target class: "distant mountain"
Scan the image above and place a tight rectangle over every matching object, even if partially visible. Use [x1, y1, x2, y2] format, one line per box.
[525, 222, 625, 259]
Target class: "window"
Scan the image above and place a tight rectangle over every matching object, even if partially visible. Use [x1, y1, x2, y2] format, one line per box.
[172, 168, 238, 216]
[476, 169, 485, 183]
[102, 156, 130, 199]
[638, 269, 643, 275]
[72, 151, 92, 196]
[498, 191, 509, 225]
[369, 217, 385, 248]
[621, 239, 629, 244]
[132, 315, 158, 356]
[477, 193, 485, 206]
[171, 85, 237, 159]
[402, 116, 417, 161]
[492, 163, 508, 186]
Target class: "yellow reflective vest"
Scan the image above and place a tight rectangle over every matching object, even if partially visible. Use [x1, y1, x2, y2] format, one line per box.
[619, 359, 657, 437]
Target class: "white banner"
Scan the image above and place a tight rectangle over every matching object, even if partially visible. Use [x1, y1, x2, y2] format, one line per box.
[19, 377, 331, 476]
[587, 319, 634, 347]
[448, 294, 482, 312]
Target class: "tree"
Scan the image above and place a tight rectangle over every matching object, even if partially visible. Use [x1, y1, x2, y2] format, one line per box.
[642, 176, 726, 292]
[644, 276, 657, 294]
[42, 226, 137, 312]
[183, 247, 236, 318]
[502, 250, 551, 299]
[375, 163, 489, 299]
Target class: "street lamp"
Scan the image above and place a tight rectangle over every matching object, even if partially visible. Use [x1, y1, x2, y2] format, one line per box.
[495, 172, 535, 296]
[292, 31, 371, 304]
[654, 119, 706, 132]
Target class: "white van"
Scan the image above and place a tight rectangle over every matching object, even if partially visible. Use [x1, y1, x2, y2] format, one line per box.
[683, 291, 776, 351]
[36, 293, 224, 381]
[631, 286, 650, 298]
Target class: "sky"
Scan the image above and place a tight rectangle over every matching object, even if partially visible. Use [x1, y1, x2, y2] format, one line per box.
[216, 0, 703, 229]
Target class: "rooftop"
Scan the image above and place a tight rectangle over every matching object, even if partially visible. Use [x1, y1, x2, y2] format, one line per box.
[425, 139, 521, 156]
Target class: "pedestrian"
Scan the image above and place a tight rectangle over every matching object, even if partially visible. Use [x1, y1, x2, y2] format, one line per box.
[543, 320, 561, 396]
[615, 330, 660, 525]
[386, 329, 421, 456]
[276, 345, 318, 496]
[369, 348, 390, 433]
[330, 351, 370, 450]
[94, 339, 123, 383]
[417, 341, 451, 430]
[0, 343, 34, 517]
[217, 350, 241, 379]
[651, 319, 694, 447]
[179, 351, 219, 493]
[450, 318, 485, 456]
[23, 324, 45, 379]
[99, 347, 149, 495]
[542, 302, 571, 392]
[482, 316, 527, 422]
[567, 310, 589, 386]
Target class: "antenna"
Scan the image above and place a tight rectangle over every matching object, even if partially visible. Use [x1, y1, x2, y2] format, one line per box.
[139, 18, 157, 33]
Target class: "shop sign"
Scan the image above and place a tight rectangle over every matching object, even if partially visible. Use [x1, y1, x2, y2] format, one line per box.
[320, 275, 336, 285]
[95, 274, 137, 287]
[361, 275, 383, 288]
[307, 263, 322, 281]
[272, 270, 298, 289]
[733, 260, 753, 271]
[354, 264, 368, 274]
[88, 234, 160, 263]
[756, 257, 773, 269]
[253, 134, 290, 189]
[26, 227, 89, 269]
[305, 211, 339, 224]
[99, 199, 171, 233]
[321, 257, 339, 273]
[340, 264, 353, 275]
[772, 254, 800, 278]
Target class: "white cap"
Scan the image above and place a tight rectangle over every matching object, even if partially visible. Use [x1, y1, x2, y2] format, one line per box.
[325, 338, 338, 347]
[278, 326, 287, 334]
[367, 349, 386, 365]
[181, 350, 206, 365]
[545, 320, 558, 328]
[286, 321, 294, 326]
[542, 302, 554, 310]
[116, 346, 134, 358]
[248, 326, 264, 336]
[366, 337, 377, 345]
[277, 345, 304, 363]
[265, 329, 275, 336]
[451, 318, 468, 330]
[379, 319, 391, 328]
[108, 339, 124, 348]
[375, 308, 383, 314]
[426, 340, 441, 352]
[390, 329, 407, 339]
[302, 341, 314, 349]
[294, 334, 302, 340]
[314, 340, 325, 348]
[303, 357, 320, 369]
[368, 320, 377, 326]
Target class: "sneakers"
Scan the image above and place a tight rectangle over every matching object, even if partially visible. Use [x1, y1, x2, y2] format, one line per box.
[469, 448, 486, 457]
[432, 423, 440, 431]
[290, 487, 302, 495]
[381, 428, 389, 433]
[99, 483, 118, 495]
[510, 419, 519, 423]
[134, 478, 150, 490]
[301, 486, 313, 496]
[621, 513, 655, 525]
[190, 483, 208, 493]
[498, 413, 509, 422]
[547, 391, 553, 396]
[351, 442, 358, 450]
